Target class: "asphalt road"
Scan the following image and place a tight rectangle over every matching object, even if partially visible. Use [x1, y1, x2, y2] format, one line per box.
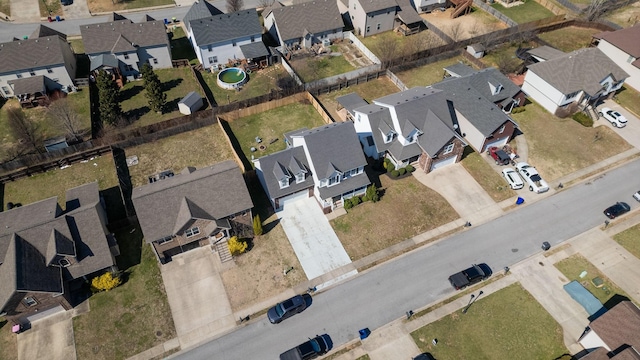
[174, 158, 640, 359]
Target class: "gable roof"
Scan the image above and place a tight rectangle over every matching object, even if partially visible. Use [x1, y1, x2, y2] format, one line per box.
[527, 45, 566, 61]
[255, 146, 314, 200]
[80, 20, 168, 55]
[131, 160, 254, 243]
[0, 36, 70, 73]
[432, 67, 518, 136]
[269, 0, 344, 42]
[336, 93, 369, 116]
[240, 41, 270, 59]
[594, 24, 640, 58]
[395, 0, 423, 25]
[190, 9, 263, 46]
[8, 75, 47, 95]
[356, 0, 398, 13]
[444, 62, 477, 77]
[30, 25, 66, 40]
[183, 0, 223, 31]
[526, 47, 629, 96]
[106, 12, 128, 22]
[0, 182, 114, 312]
[589, 301, 640, 354]
[90, 53, 119, 71]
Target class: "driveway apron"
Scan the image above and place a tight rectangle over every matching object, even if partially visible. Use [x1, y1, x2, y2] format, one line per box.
[17, 308, 76, 360]
[62, 0, 91, 20]
[10, 0, 41, 22]
[277, 197, 356, 288]
[596, 99, 640, 149]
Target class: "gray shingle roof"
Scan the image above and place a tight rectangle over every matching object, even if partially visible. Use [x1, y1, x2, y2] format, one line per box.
[432, 68, 518, 136]
[30, 25, 66, 40]
[269, 0, 344, 42]
[526, 48, 629, 96]
[317, 168, 370, 199]
[0, 182, 115, 312]
[131, 160, 254, 243]
[336, 93, 369, 116]
[444, 63, 477, 77]
[240, 41, 270, 59]
[80, 20, 168, 55]
[179, 91, 202, 107]
[183, 0, 223, 31]
[589, 301, 640, 354]
[8, 75, 46, 95]
[395, 0, 423, 25]
[256, 146, 315, 200]
[527, 45, 566, 61]
[357, 0, 398, 13]
[594, 24, 640, 58]
[90, 54, 119, 71]
[0, 36, 69, 74]
[190, 9, 263, 46]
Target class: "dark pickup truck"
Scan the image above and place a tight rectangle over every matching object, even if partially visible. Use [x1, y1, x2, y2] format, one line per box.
[280, 334, 332, 360]
[448, 263, 492, 290]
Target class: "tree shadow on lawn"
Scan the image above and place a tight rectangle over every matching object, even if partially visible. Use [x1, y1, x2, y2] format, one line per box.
[164, 97, 182, 113]
[125, 106, 150, 123]
[114, 225, 144, 271]
[120, 85, 144, 101]
[162, 78, 183, 92]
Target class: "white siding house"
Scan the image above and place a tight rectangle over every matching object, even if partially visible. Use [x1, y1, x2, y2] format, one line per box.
[593, 25, 640, 92]
[349, 0, 397, 37]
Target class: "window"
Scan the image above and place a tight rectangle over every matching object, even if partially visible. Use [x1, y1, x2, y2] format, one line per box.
[443, 143, 454, 155]
[23, 297, 37, 307]
[385, 132, 393, 143]
[327, 175, 340, 186]
[157, 236, 174, 245]
[2, 86, 9, 95]
[353, 4, 356, 9]
[279, 178, 289, 189]
[125, 64, 134, 72]
[16, 74, 22, 78]
[232, 40, 237, 47]
[29, 70, 36, 76]
[52, 78, 59, 82]
[295, 173, 305, 183]
[498, 125, 505, 134]
[47, 68, 53, 74]
[185, 227, 200, 237]
[250, 36, 255, 43]
[366, 26, 370, 33]
[376, 23, 381, 30]
[59, 258, 71, 267]
[565, 90, 580, 100]
[208, 56, 218, 64]
[152, 58, 158, 64]
[208, 45, 213, 51]
[123, 52, 129, 59]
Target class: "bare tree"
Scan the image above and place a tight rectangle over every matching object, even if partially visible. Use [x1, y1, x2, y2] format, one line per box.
[447, 22, 464, 42]
[583, 0, 611, 21]
[6, 106, 42, 153]
[374, 36, 400, 69]
[495, 52, 519, 74]
[227, 0, 244, 13]
[467, 20, 481, 37]
[258, 0, 274, 8]
[48, 98, 84, 142]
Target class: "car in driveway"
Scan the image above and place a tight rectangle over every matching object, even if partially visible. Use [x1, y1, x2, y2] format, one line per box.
[280, 334, 332, 360]
[516, 162, 549, 193]
[268, 294, 312, 324]
[488, 146, 510, 165]
[599, 107, 628, 128]
[413, 353, 436, 360]
[502, 168, 524, 190]
[604, 202, 631, 219]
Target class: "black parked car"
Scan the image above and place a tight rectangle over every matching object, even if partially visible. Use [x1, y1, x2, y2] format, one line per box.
[604, 202, 630, 219]
[280, 334, 332, 360]
[267, 294, 312, 324]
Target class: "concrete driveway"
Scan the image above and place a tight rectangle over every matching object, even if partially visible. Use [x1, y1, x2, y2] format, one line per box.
[160, 247, 235, 349]
[10, 0, 41, 22]
[61, 0, 91, 19]
[596, 99, 640, 149]
[412, 163, 503, 225]
[17, 307, 76, 360]
[277, 197, 357, 288]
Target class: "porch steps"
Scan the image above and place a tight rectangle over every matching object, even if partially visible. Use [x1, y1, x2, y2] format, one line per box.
[215, 241, 233, 263]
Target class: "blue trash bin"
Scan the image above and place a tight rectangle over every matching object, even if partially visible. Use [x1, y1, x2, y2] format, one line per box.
[359, 328, 371, 340]
[55, 15, 61, 21]
[164, 18, 169, 25]
[516, 197, 524, 205]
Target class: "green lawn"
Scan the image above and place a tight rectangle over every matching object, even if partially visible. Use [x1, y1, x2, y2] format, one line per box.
[395, 56, 475, 88]
[613, 223, 640, 262]
[491, 0, 555, 23]
[73, 225, 176, 360]
[125, 124, 235, 188]
[331, 175, 459, 260]
[555, 254, 637, 307]
[228, 102, 327, 163]
[201, 65, 293, 105]
[316, 76, 401, 121]
[69, 39, 85, 54]
[411, 283, 568, 359]
[360, 30, 445, 60]
[461, 150, 516, 202]
[616, 86, 640, 118]
[169, 26, 198, 65]
[537, 26, 601, 52]
[289, 53, 356, 83]
[510, 101, 631, 180]
[119, 67, 203, 129]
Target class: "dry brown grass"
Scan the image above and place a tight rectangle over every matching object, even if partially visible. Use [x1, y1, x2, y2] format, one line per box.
[87, 0, 173, 13]
[124, 124, 235, 188]
[332, 175, 458, 261]
[220, 221, 307, 311]
[0, 317, 18, 360]
[511, 102, 632, 181]
[316, 77, 401, 121]
[421, 7, 508, 41]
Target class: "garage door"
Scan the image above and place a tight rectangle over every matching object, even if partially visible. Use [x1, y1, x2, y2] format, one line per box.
[482, 137, 509, 153]
[277, 189, 309, 209]
[430, 156, 457, 171]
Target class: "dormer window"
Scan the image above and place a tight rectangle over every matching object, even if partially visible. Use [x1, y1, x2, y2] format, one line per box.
[327, 174, 340, 187]
[407, 129, 422, 143]
[59, 258, 71, 267]
[295, 172, 305, 183]
[489, 82, 503, 95]
[279, 178, 290, 189]
[124, 52, 129, 59]
[185, 227, 200, 237]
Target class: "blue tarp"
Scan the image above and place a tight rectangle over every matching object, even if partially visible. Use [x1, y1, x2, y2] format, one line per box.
[563, 280, 608, 320]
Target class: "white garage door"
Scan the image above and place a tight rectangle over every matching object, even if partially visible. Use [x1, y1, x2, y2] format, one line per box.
[430, 156, 457, 171]
[277, 190, 309, 209]
[482, 137, 509, 153]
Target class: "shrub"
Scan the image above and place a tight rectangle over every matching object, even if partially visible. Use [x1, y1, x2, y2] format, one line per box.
[351, 196, 361, 205]
[365, 184, 379, 202]
[227, 236, 247, 256]
[398, 168, 406, 175]
[384, 158, 395, 172]
[572, 112, 593, 127]
[253, 214, 263, 236]
[406, 165, 415, 173]
[344, 198, 353, 209]
[511, 106, 525, 114]
[91, 272, 121, 292]
[390, 170, 399, 177]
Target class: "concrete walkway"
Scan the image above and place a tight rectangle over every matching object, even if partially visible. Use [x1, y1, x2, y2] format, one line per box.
[17, 309, 77, 360]
[10, 0, 40, 22]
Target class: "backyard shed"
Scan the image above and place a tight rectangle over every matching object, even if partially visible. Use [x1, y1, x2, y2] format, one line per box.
[466, 43, 485, 59]
[178, 91, 203, 115]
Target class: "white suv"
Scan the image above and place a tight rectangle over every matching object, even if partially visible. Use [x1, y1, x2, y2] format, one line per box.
[599, 107, 628, 128]
[502, 168, 524, 190]
[516, 162, 549, 193]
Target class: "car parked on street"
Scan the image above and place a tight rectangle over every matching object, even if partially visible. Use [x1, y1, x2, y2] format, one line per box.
[599, 107, 628, 128]
[448, 263, 492, 290]
[604, 202, 631, 219]
[413, 353, 436, 360]
[280, 334, 332, 360]
[488, 146, 510, 165]
[502, 168, 524, 190]
[268, 294, 312, 324]
[516, 162, 549, 193]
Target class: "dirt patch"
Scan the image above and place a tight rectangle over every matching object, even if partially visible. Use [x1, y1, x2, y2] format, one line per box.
[606, 1, 640, 27]
[421, 7, 508, 41]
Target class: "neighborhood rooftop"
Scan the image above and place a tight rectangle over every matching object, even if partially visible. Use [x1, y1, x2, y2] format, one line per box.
[268, 0, 344, 42]
[0, 36, 69, 73]
[183, 0, 223, 30]
[80, 19, 168, 54]
[189, 9, 262, 46]
[527, 45, 567, 61]
[593, 24, 640, 59]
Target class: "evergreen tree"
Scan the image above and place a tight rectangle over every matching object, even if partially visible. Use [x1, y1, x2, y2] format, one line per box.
[96, 70, 122, 126]
[141, 63, 167, 114]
